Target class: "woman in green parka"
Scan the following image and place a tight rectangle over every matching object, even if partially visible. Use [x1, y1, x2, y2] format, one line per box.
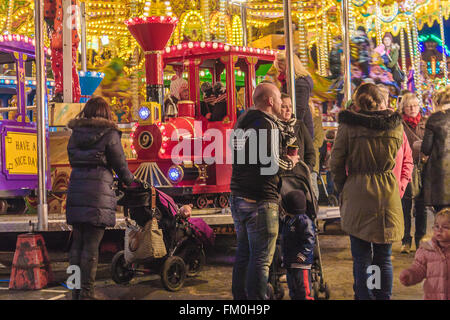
[330, 83, 404, 300]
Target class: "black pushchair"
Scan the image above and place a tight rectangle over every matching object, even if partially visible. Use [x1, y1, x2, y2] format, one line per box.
[268, 161, 330, 300]
[110, 182, 212, 291]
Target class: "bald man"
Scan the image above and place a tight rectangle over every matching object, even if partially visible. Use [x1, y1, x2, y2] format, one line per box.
[229, 82, 299, 300]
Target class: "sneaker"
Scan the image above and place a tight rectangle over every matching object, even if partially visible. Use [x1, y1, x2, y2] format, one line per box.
[401, 243, 411, 254]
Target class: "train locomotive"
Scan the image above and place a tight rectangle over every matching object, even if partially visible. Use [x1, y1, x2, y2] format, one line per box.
[125, 16, 276, 209]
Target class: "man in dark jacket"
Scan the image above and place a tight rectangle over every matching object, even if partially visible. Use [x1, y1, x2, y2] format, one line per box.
[281, 190, 316, 300]
[66, 97, 135, 300]
[229, 82, 299, 300]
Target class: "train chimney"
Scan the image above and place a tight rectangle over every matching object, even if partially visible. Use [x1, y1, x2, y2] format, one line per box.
[125, 16, 178, 111]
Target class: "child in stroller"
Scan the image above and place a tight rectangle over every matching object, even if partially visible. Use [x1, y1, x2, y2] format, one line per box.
[110, 182, 214, 292]
[268, 161, 330, 300]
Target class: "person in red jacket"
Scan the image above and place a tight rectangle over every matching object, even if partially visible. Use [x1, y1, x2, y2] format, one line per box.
[379, 92, 413, 198]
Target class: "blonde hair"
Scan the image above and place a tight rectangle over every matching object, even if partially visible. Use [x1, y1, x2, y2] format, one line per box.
[436, 207, 450, 221]
[399, 92, 420, 114]
[432, 85, 450, 111]
[274, 51, 311, 79]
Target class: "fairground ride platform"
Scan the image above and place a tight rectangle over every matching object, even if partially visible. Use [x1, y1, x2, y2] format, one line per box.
[0, 206, 340, 233]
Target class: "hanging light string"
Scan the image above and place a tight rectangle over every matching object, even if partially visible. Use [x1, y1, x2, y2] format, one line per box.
[400, 25, 408, 89]
[321, 0, 328, 75]
[348, 0, 355, 37]
[297, 4, 308, 66]
[411, 6, 424, 109]
[438, 0, 448, 83]
[375, 1, 383, 46]
[218, 0, 227, 42]
[201, 0, 211, 41]
[6, 0, 14, 34]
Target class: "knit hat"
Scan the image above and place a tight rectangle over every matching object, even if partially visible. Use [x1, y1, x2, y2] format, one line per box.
[170, 75, 188, 100]
[283, 190, 307, 215]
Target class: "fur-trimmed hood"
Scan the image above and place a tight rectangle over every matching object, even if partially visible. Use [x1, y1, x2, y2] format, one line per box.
[68, 117, 118, 130]
[68, 117, 120, 147]
[338, 109, 402, 131]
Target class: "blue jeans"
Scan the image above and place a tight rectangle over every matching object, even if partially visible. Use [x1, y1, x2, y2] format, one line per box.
[349, 235, 393, 300]
[230, 196, 279, 300]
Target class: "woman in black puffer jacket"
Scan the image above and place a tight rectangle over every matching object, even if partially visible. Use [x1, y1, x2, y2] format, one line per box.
[66, 97, 135, 300]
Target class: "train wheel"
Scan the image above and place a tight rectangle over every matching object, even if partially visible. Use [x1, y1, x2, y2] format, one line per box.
[0, 200, 8, 214]
[196, 196, 208, 209]
[214, 194, 229, 208]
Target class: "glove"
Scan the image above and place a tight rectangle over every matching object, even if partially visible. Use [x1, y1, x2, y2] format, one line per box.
[133, 177, 149, 189]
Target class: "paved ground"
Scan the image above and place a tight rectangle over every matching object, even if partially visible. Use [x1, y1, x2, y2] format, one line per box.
[0, 215, 433, 300]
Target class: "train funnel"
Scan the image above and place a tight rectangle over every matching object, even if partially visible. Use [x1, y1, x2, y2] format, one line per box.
[125, 16, 178, 107]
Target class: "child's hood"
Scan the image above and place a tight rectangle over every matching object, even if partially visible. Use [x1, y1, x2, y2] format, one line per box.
[420, 237, 450, 257]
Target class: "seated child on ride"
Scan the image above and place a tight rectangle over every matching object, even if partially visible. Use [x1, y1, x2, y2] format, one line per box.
[281, 190, 316, 300]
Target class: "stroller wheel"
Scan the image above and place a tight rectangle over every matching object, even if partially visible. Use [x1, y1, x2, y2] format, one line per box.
[324, 283, 331, 300]
[111, 251, 134, 285]
[161, 256, 187, 291]
[327, 194, 339, 207]
[179, 244, 206, 277]
[313, 282, 320, 300]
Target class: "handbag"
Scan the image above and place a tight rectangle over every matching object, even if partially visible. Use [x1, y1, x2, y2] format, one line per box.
[123, 187, 167, 263]
[124, 218, 167, 263]
[410, 163, 423, 199]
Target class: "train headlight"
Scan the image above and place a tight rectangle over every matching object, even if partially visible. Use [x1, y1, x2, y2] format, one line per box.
[139, 106, 150, 120]
[168, 165, 184, 183]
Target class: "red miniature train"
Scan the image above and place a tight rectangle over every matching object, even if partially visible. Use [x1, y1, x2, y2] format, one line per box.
[126, 16, 276, 209]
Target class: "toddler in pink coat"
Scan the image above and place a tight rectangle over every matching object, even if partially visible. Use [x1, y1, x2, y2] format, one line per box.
[399, 208, 450, 300]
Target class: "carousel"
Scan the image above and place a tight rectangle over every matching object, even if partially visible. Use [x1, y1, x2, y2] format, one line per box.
[0, 0, 447, 224]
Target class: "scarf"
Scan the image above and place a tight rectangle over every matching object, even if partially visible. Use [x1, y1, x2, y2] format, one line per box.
[402, 113, 421, 129]
[277, 73, 286, 87]
[278, 117, 298, 148]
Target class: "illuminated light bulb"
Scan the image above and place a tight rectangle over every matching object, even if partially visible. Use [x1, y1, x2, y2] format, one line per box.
[160, 149, 166, 154]
[213, 42, 218, 49]
[165, 47, 171, 53]
[177, 44, 182, 50]
[224, 45, 230, 51]
[188, 42, 193, 48]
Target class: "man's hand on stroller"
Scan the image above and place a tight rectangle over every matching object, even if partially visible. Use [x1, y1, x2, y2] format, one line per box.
[178, 204, 193, 219]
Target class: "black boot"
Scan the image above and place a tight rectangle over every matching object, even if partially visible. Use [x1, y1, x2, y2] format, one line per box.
[72, 289, 81, 300]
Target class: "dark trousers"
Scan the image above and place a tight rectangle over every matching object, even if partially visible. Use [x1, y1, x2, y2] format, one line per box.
[286, 268, 314, 300]
[401, 183, 427, 248]
[69, 223, 105, 299]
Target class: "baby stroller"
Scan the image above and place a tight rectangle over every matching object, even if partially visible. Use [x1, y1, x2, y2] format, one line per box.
[268, 161, 330, 300]
[110, 182, 215, 291]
